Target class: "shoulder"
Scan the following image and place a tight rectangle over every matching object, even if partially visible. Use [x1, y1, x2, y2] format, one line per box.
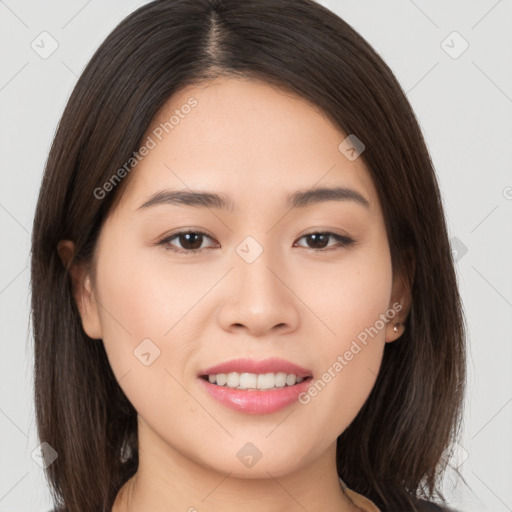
[340, 479, 460, 512]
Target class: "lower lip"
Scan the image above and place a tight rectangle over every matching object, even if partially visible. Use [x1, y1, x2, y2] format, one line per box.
[198, 377, 312, 414]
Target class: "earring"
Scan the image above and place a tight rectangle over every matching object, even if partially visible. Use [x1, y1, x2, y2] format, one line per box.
[393, 322, 401, 332]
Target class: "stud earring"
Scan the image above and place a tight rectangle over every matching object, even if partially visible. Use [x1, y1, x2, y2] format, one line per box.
[393, 322, 401, 332]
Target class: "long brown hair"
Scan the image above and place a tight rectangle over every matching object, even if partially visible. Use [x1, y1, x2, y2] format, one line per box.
[31, 1, 466, 510]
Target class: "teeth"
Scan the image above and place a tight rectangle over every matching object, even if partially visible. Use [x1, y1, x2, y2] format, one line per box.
[257, 372, 275, 390]
[227, 372, 239, 388]
[275, 372, 287, 387]
[240, 372, 257, 389]
[206, 372, 306, 389]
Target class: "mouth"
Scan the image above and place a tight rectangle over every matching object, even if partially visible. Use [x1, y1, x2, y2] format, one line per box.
[199, 372, 312, 390]
[197, 358, 314, 414]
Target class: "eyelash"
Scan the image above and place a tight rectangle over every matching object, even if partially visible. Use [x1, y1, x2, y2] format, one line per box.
[157, 230, 355, 255]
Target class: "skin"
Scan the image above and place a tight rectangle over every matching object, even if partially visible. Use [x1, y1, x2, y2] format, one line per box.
[59, 76, 412, 512]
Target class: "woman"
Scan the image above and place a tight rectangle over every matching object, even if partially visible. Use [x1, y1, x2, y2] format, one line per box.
[31, 0, 466, 510]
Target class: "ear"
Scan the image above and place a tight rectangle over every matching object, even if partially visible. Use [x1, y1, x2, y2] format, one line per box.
[385, 249, 415, 343]
[57, 240, 103, 339]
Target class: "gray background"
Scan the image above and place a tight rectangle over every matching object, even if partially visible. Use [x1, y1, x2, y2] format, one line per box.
[1, 0, 511, 510]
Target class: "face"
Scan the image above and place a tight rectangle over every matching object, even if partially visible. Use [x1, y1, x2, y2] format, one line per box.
[66, 77, 410, 479]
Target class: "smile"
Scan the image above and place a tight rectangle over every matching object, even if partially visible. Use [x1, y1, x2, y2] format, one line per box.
[201, 372, 306, 389]
[197, 358, 313, 414]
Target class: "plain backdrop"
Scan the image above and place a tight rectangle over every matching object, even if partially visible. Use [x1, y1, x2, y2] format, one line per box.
[0, 0, 511, 510]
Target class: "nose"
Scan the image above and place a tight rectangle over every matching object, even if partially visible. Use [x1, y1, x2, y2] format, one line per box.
[216, 246, 300, 337]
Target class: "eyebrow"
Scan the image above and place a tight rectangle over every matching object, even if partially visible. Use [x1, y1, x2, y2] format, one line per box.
[137, 186, 370, 211]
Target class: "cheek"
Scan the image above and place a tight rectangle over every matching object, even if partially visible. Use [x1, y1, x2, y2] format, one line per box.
[94, 234, 216, 343]
[92, 246, 207, 450]
[92, 239, 212, 401]
[295, 240, 393, 438]
[296, 236, 392, 351]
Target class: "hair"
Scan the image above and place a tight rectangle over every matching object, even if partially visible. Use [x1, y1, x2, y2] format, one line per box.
[30, 0, 466, 511]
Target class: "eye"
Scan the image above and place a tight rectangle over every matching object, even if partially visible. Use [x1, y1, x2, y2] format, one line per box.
[158, 230, 355, 255]
[158, 230, 217, 255]
[294, 231, 355, 251]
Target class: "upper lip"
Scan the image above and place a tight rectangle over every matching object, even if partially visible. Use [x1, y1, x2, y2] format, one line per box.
[199, 358, 312, 378]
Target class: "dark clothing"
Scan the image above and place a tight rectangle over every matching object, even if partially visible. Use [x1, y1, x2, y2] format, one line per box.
[416, 499, 460, 511]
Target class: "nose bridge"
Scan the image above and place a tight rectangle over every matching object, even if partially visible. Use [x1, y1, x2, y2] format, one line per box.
[235, 234, 287, 305]
[217, 234, 300, 335]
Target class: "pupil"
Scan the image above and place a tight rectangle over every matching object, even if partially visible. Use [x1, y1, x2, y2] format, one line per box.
[181, 233, 202, 250]
[308, 233, 328, 249]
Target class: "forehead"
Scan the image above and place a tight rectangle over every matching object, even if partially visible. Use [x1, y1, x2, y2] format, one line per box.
[114, 77, 380, 217]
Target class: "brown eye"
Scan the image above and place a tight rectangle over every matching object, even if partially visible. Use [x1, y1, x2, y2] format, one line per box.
[159, 231, 217, 254]
[295, 232, 354, 251]
[159, 230, 354, 256]
[175, 232, 205, 250]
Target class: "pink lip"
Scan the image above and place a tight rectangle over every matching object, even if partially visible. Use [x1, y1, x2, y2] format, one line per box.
[197, 358, 313, 415]
[199, 357, 312, 379]
[198, 377, 312, 414]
